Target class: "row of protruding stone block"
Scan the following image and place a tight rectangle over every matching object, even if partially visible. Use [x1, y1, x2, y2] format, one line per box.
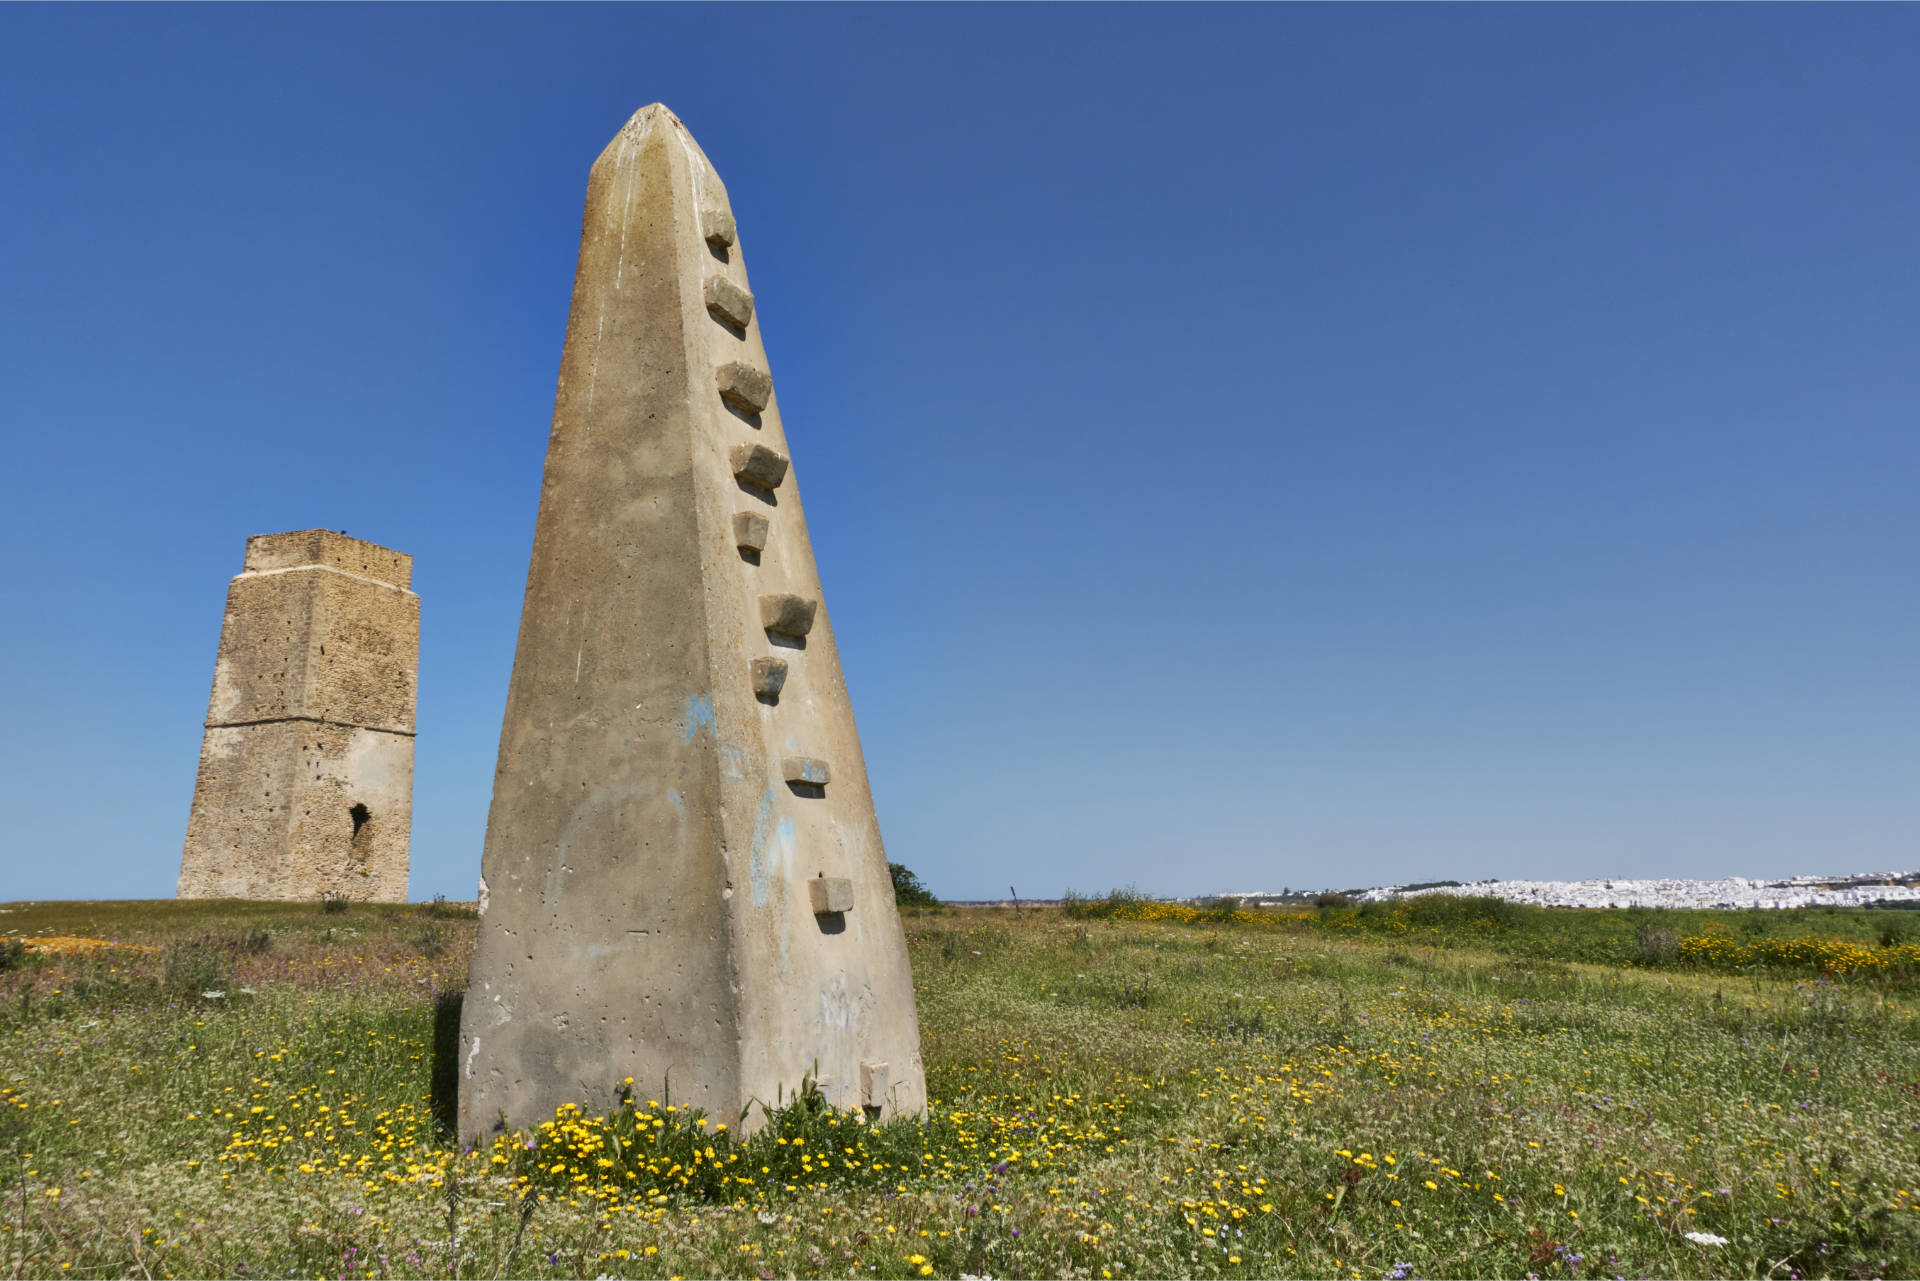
[703, 213, 835, 813]
[750, 599, 824, 781]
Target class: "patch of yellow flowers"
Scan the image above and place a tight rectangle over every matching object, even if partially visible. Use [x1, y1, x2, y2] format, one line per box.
[1679, 935, 1920, 974]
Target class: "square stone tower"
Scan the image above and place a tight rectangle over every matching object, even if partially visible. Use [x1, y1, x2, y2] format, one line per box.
[459, 105, 925, 1137]
[178, 530, 418, 902]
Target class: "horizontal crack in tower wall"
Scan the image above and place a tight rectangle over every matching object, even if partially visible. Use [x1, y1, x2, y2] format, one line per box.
[178, 529, 418, 904]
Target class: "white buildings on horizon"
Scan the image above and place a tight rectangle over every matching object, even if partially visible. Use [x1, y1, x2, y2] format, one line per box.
[1217, 872, 1920, 912]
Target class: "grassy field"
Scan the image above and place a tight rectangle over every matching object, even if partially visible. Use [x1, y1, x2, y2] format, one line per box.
[1067, 890, 1920, 976]
[3, 896, 1919, 1280]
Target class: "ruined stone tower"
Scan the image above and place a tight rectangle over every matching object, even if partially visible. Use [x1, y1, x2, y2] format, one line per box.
[178, 530, 417, 902]
[459, 105, 925, 1136]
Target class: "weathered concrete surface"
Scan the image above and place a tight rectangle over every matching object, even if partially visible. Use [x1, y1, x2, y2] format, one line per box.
[460, 104, 924, 1138]
[179, 530, 417, 902]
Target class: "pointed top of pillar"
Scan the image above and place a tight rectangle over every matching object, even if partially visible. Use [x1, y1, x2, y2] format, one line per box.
[602, 101, 721, 180]
[587, 102, 729, 238]
[619, 101, 680, 136]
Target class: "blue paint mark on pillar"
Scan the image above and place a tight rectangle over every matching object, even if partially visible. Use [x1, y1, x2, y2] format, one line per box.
[684, 694, 715, 741]
[747, 786, 778, 907]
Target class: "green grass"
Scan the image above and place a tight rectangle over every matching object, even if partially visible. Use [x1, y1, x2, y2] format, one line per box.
[3, 897, 1919, 1278]
[1070, 889, 1920, 978]
[1313, 893, 1920, 961]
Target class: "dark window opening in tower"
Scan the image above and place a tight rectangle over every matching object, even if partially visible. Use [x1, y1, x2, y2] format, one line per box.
[348, 803, 373, 861]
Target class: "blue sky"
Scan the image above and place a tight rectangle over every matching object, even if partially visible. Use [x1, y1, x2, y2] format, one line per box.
[3, 5, 1916, 901]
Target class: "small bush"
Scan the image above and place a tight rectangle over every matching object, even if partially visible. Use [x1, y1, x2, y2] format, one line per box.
[1314, 892, 1353, 911]
[240, 927, 272, 954]
[1063, 887, 1154, 921]
[408, 927, 447, 958]
[888, 863, 942, 911]
[0, 940, 28, 972]
[1192, 997, 1268, 1044]
[1878, 915, 1920, 948]
[1403, 894, 1525, 932]
[162, 944, 227, 999]
[1633, 924, 1681, 965]
[1075, 975, 1156, 1009]
[320, 894, 349, 915]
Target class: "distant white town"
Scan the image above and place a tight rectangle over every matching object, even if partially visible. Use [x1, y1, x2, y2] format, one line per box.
[1218, 871, 1920, 912]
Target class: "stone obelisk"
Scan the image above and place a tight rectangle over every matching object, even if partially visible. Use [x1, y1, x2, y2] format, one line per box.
[179, 530, 417, 902]
[459, 105, 925, 1136]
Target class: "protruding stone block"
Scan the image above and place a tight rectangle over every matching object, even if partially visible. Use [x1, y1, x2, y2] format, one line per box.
[760, 593, 817, 638]
[178, 530, 417, 903]
[717, 361, 772, 414]
[860, 1060, 889, 1109]
[731, 443, 789, 491]
[705, 276, 754, 329]
[733, 511, 769, 553]
[783, 756, 831, 788]
[751, 657, 788, 699]
[809, 876, 853, 915]
[704, 208, 736, 249]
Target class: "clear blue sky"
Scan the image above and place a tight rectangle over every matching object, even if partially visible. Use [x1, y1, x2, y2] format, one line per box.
[4, 5, 1916, 901]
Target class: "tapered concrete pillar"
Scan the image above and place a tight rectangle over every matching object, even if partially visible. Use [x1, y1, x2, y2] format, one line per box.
[459, 105, 924, 1137]
[179, 530, 417, 902]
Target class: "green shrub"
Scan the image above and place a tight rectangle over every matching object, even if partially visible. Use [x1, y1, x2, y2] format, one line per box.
[1877, 914, 1920, 948]
[162, 943, 228, 999]
[1402, 894, 1524, 932]
[1063, 887, 1153, 920]
[1633, 924, 1681, 965]
[1192, 997, 1269, 1044]
[0, 940, 28, 972]
[888, 863, 941, 911]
